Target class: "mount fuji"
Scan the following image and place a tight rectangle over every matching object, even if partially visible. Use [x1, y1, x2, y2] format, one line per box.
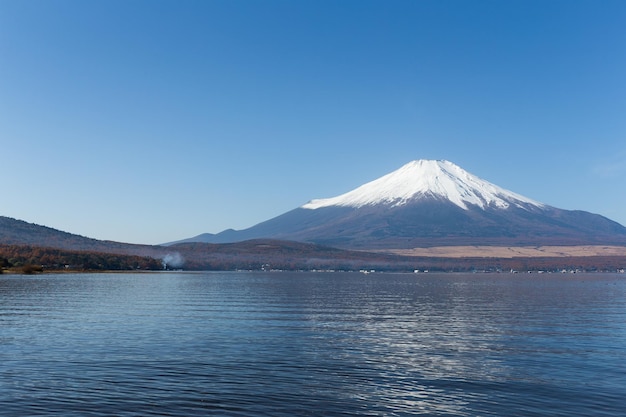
[174, 160, 626, 249]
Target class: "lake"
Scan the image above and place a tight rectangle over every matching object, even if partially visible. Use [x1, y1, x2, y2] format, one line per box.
[1, 272, 625, 416]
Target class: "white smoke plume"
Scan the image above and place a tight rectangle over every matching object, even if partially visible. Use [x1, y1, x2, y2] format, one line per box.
[162, 252, 184, 269]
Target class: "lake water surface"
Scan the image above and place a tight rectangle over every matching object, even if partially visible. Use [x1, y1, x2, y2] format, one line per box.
[1, 272, 625, 416]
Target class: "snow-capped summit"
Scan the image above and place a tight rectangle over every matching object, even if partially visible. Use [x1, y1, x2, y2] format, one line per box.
[302, 159, 544, 211]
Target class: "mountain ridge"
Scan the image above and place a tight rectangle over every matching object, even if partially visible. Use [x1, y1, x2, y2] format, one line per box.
[0, 216, 164, 257]
[172, 159, 626, 249]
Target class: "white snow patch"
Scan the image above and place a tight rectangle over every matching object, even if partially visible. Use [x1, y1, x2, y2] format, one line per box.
[302, 160, 544, 211]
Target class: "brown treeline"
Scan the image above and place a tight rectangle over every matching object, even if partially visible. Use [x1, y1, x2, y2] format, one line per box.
[1, 241, 625, 273]
[0, 244, 162, 273]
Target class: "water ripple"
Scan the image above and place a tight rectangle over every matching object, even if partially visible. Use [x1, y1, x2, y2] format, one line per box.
[1, 272, 625, 416]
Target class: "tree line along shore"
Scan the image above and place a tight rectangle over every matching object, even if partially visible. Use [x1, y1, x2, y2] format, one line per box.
[2, 242, 626, 274]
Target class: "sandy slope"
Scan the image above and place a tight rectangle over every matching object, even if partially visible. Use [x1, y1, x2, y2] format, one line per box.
[376, 246, 626, 258]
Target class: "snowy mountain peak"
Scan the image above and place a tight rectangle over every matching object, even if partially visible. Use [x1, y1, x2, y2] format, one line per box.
[302, 159, 545, 211]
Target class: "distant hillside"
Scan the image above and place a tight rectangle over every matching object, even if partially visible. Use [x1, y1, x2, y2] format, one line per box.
[0, 216, 164, 257]
[168, 239, 416, 271]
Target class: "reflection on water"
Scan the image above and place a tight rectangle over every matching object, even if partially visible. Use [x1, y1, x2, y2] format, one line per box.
[1, 272, 625, 416]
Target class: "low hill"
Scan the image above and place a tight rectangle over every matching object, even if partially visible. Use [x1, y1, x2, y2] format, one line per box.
[168, 239, 415, 271]
[0, 216, 164, 257]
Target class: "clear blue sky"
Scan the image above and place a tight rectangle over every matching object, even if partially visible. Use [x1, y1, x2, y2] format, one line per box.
[1, 0, 625, 244]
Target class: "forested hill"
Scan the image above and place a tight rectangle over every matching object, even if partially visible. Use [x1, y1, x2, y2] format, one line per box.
[0, 216, 163, 257]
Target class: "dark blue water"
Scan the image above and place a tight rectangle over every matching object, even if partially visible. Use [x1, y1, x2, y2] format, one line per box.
[1, 272, 625, 416]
